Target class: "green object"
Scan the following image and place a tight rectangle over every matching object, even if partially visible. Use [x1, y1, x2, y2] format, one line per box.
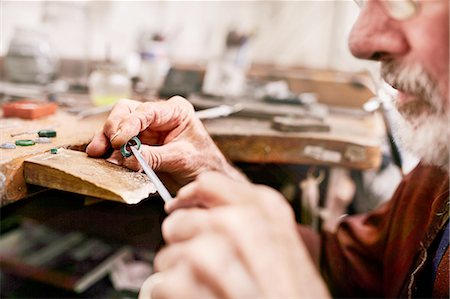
[38, 129, 57, 138]
[50, 148, 58, 154]
[120, 137, 141, 157]
[15, 139, 35, 146]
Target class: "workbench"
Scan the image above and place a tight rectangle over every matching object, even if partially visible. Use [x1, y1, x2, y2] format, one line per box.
[0, 94, 384, 206]
[191, 95, 384, 170]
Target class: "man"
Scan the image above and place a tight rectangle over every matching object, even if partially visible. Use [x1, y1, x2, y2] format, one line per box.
[87, 0, 449, 297]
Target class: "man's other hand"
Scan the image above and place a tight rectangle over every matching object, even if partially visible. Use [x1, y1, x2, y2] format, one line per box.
[144, 172, 330, 299]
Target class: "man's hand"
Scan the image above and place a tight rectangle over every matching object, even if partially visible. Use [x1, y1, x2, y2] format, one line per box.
[86, 96, 245, 189]
[143, 172, 330, 299]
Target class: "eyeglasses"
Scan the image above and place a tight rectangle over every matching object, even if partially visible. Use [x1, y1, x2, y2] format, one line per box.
[354, 0, 419, 21]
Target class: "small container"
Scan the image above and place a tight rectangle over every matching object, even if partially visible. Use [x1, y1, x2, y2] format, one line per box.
[88, 62, 131, 106]
[138, 33, 170, 91]
[203, 30, 251, 97]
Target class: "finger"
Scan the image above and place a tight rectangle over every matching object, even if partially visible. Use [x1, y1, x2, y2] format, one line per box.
[110, 96, 195, 149]
[165, 172, 250, 213]
[138, 272, 164, 299]
[102, 99, 141, 143]
[162, 208, 211, 244]
[121, 141, 197, 173]
[154, 233, 254, 299]
[86, 131, 111, 157]
[105, 150, 125, 166]
[151, 262, 216, 299]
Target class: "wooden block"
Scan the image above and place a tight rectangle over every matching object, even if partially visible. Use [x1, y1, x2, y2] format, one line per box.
[3, 100, 58, 119]
[24, 149, 156, 204]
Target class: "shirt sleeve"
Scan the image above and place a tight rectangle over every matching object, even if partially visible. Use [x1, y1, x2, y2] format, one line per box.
[320, 198, 395, 297]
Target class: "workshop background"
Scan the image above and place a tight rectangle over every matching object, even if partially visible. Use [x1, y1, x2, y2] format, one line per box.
[2, 1, 369, 70]
[1, 1, 412, 298]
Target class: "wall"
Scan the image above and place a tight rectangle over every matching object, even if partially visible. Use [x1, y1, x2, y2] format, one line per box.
[1, 0, 373, 72]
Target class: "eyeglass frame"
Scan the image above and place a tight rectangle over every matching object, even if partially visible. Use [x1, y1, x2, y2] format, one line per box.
[353, 0, 420, 21]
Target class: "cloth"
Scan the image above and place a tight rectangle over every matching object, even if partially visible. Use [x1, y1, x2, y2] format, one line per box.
[317, 163, 449, 298]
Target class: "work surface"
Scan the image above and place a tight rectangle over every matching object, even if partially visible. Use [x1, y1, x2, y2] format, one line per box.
[1, 111, 108, 205]
[0, 97, 384, 206]
[204, 114, 383, 168]
[191, 94, 384, 169]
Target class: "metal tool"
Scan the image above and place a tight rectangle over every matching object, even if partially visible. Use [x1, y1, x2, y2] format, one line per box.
[195, 104, 243, 120]
[121, 137, 173, 203]
[11, 129, 57, 138]
[0, 142, 16, 149]
[34, 137, 52, 144]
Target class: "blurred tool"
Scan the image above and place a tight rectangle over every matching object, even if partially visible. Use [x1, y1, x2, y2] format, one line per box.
[11, 129, 57, 138]
[88, 46, 131, 106]
[195, 104, 243, 120]
[74, 104, 114, 119]
[34, 137, 52, 144]
[260, 81, 319, 106]
[121, 137, 173, 203]
[256, 80, 317, 105]
[0, 143, 16, 149]
[203, 30, 251, 97]
[4, 28, 58, 84]
[271, 116, 330, 133]
[2, 100, 58, 119]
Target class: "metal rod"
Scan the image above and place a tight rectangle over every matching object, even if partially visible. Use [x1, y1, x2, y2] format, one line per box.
[130, 146, 173, 203]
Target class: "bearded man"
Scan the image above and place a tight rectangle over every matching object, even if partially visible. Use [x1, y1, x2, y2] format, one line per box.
[87, 0, 449, 297]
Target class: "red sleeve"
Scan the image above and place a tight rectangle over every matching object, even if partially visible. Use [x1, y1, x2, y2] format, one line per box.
[298, 164, 448, 298]
[320, 199, 394, 297]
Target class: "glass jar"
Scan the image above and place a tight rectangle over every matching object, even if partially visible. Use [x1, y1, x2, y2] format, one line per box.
[88, 63, 131, 106]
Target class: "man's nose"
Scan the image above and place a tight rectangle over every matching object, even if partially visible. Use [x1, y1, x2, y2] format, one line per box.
[348, 1, 409, 61]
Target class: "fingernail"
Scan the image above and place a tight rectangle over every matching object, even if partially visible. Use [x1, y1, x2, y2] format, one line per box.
[107, 157, 120, 165]
[110, 129, 122, 143]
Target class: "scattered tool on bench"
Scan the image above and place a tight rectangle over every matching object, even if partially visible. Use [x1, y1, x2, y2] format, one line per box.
[15, 139, 36, 147]
[0, 142, 16, 149]
[11, 129, 57, 138]
[121, 137, 173, 203]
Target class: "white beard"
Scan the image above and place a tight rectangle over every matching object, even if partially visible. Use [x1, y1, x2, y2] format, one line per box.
[381, 62, 449, 171]
[392, 109, 449, 171]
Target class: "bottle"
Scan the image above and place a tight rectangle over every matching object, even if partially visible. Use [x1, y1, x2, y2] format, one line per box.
[202, 30, 251, 97]
[88, 47, 131, 106]
[138, 33, 171, 92]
